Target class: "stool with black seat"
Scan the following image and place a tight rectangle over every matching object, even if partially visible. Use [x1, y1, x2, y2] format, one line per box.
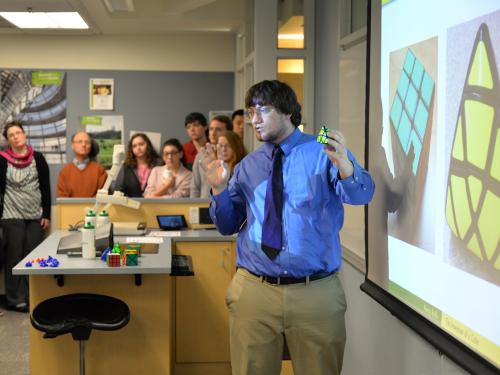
[30, 293, 130, 375]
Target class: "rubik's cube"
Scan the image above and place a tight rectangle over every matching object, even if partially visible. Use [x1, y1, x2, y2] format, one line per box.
[124, 253, 139, 266]
[127, 244, 142, 257]
[107, 253, 121, 267]
[317, 126, 332, 144]
[445, 23, 500, 270]
[122, 249, 139, 266]
[390, 48, 435, 175]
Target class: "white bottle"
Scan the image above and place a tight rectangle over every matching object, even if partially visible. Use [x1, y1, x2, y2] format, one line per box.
[163, 168, 172, 180]
[81, 222, 96, 259]
[85, 210, 97, 227]
[97, 210, 110, 227]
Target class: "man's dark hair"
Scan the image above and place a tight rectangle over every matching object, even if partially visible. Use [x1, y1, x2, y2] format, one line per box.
[184, 112, 207, 127]
[231, 109, 244, 120]
[211, 115, 233, 131]
[245, 80, 302, 127]
[2, 121, 24, 139]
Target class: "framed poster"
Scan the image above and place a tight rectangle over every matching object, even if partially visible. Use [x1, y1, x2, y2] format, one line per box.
[90, 78, 114, 110]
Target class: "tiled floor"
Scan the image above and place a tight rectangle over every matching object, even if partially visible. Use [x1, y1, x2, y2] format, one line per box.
[0, 297, 30, 375]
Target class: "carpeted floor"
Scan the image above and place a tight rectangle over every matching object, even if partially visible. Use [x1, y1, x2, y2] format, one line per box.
[0, 295, 30, 375]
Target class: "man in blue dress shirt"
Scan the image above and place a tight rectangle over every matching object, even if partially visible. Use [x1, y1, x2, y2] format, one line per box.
[206, 80, 375, 375]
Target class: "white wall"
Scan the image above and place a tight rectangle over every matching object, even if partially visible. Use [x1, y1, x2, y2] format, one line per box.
[314, 0, 470, 373]
[0, 33, 235, 72]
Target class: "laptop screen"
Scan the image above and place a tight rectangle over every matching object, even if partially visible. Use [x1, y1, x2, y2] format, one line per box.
[156, 215, 187, 230]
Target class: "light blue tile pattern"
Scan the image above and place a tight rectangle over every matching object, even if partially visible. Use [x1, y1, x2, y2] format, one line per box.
[403, 49, 415, 74]
[421, 72, 435, 107]
[412, 59, 424, 89]
[397, 72, 410, 98]
[389, 49, 435, 175]
[398, 111, 412, 152]
[414, 100, 428, 138]
[390, 96, 403, 129]
[405, 84, 419, 119]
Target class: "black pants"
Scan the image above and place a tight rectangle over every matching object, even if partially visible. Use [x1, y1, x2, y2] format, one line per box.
[0, 219, 44, 307]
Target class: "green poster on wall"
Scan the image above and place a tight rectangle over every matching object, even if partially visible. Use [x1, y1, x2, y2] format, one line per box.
[31, 71, 63, 85]
[80, 116, 103, 126]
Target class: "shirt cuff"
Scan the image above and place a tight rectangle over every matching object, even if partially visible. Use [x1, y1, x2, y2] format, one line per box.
[211, 187, 230, 204]
[338, 163, 364, 189]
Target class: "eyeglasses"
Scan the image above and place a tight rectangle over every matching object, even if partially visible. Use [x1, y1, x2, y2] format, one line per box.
[218, 144, 231, 150]
[245, 106, 274, 120]
[163, 151, 179, 157]
[7, 131, 24, 139]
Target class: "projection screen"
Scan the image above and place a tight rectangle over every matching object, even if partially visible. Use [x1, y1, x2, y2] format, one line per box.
[363, 1, 500, 373]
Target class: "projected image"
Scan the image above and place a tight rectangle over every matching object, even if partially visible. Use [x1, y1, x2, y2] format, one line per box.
[445, 18, 500, 286]
[369, 1, 500, 371]
[387, 39, 437, 253]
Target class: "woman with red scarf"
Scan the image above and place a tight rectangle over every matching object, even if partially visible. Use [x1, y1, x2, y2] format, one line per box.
[0, 121, 51, 313]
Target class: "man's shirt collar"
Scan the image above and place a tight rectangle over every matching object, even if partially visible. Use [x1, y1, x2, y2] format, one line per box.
[73, 157, 90, 170]
[266, 127, 302, 157]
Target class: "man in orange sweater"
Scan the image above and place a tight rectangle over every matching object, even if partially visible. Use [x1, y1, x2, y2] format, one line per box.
[57, 132, 107, 197]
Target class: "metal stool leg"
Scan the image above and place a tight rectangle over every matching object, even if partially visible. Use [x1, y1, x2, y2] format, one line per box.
[79, 340, 85, 375]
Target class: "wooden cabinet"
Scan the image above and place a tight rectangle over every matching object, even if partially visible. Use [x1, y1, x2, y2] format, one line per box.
[29, 274, 174, 375]
[173, 240, 294, 375]
[173, 241, 235, 375]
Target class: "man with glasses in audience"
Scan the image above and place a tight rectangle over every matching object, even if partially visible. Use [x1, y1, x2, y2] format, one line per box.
[57, 131, 107, 197]
[190, 115, 232, 198]
[182, 112, 208, 170]
[203, 80, 375, 375]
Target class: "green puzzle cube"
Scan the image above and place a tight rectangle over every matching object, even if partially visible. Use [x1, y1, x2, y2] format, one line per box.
[317, 126, 331, 144]
[125, 253, 139, 266]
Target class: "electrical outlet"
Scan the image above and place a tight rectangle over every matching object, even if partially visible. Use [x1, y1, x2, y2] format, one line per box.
[189, 207, 199, 224]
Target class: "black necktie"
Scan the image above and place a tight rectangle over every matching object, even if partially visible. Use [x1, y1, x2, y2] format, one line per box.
[261, 145, 284, 260]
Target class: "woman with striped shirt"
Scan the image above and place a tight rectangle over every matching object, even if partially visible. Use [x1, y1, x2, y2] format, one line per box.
[0, 121, 51, 313]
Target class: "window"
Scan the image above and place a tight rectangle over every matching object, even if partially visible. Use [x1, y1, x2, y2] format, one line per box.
[277, 58, 304, 127]
[339, 0, 368, 48]
[277, 0, 304, 49]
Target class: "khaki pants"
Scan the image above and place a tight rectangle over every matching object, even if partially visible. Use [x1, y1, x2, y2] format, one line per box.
[226, 268, 347, 375]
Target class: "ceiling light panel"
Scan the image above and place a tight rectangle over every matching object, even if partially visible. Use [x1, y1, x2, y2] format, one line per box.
[0, 12, 89, 29]
[47, 12, 88, 29]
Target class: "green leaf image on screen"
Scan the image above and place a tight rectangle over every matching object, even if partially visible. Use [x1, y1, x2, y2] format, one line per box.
[445, 23, 500, 270]
[390, 49, 435, 175]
